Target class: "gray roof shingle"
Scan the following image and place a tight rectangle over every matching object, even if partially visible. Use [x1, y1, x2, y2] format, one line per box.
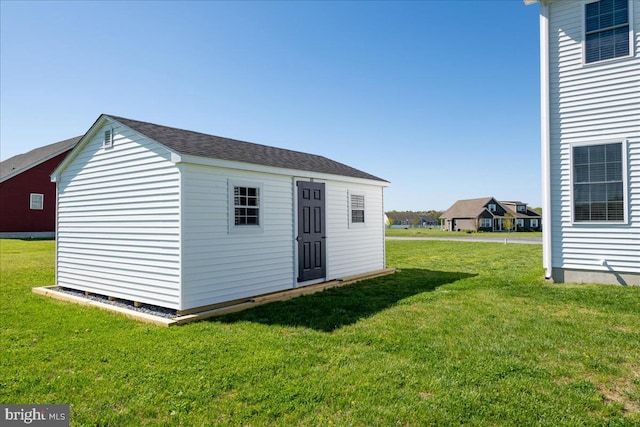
[108, 115, 387, 183]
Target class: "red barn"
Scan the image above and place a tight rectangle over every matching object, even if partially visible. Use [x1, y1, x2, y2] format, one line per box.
[0, 137, 80, 238]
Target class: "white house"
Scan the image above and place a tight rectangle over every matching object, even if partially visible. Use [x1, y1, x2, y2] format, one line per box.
[51, 114, 390, 312]
[528, 0, 639, 285]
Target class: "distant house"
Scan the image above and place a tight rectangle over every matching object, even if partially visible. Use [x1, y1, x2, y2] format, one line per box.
[0, 136, 80, 238]
[440, 197, 541, 232]
[386, 211, 439, 228]
[527, 0, 639, 285]
[50, 114, 390, 312]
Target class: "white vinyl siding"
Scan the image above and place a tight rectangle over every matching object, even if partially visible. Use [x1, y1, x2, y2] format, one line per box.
[548, 0, 640, 275]
[180, 166, 294, 309]
[326, 182, 385, 279]
[56, 123, 182, 309]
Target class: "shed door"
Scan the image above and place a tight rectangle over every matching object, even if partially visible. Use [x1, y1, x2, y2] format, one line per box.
[297, 181, 326, 282]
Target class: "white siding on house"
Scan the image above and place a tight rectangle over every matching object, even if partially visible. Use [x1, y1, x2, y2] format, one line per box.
[179, 164, 295, 309]
[326, 182, 385, 279]
[56, 122, 182, 308]
[548, 0, 640, 277]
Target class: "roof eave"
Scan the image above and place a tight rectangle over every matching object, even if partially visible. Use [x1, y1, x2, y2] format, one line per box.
[177, 153, 390, 186]
[51, 115, 111, 182]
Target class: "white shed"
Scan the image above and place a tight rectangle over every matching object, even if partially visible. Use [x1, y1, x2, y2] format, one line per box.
[529, 0, 640, 285]
[51, 114, 390, 312]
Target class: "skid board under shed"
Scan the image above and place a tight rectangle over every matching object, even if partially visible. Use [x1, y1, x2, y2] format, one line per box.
[33, 269, 397, 326]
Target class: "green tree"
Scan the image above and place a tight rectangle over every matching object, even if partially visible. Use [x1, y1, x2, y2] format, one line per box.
[503, 213, 515, 232]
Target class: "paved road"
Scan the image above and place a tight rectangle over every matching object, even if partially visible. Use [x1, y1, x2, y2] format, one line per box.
[386, 236, 542, 245]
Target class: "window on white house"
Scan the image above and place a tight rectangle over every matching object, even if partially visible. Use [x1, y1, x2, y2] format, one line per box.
[585, 0, 630, 63]
[233, 186, 260, 226]
[531, 219, 539, 228]
[480, 218, 492, 228]
[487, 203, 497, 212]
[350, 193, 365, 223]
[30, 193, 44, 210]
[573, 142, 624, 222]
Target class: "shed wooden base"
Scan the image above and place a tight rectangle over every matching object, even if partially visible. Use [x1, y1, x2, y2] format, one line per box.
[33, 268, 397, 327]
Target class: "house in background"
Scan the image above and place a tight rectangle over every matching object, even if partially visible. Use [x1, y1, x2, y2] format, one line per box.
[528, 0, 639, 285]
[440, 197, 541, 232]
[0, 136, 81, 238]
[386, 211, 439, 228]
[51, 114, 390, 313]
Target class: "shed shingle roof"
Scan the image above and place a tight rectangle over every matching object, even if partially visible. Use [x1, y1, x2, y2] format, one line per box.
[107, 115, 387, 182]
[0, 136, 81, 182]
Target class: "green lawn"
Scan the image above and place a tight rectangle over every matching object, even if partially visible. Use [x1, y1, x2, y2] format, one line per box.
[386, 227, 543, 238]
[1, 239, 638, 426]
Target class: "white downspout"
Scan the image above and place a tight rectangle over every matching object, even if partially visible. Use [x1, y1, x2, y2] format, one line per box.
[539, 3, 553, 280]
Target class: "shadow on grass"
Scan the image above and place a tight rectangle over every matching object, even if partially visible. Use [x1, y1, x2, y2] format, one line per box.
[216, 269, 475, 332]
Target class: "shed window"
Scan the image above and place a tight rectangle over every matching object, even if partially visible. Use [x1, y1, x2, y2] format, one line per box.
[573, 142, 625, 222]
[234, 186, 260, 225]
[30, 193, 44, 210]
[585, 0, 630, 63]
[350, 193, 365, 223]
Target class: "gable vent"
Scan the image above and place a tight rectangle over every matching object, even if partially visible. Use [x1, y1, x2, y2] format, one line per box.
[103, 129, 113, 148]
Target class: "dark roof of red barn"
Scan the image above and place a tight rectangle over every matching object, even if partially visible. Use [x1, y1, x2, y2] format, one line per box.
[0, 136, 82, 182]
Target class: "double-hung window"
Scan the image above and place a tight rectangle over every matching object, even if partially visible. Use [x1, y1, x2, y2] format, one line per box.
[573, 142, 625, 222]
[350, 193, 365, 224]
[480, 218, 492, 228]
[585, 0, 630, 63]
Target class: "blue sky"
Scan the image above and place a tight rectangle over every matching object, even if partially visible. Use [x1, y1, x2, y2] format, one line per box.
[0, 0, 541, 211]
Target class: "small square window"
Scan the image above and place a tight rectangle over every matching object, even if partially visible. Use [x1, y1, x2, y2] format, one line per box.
[30, 193, 44, 210]
[229, 180, 263, 233]
[234, 186, 260, 225]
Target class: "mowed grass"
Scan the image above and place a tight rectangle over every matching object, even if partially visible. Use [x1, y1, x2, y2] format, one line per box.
[1, 239, 639, 426]
[386, 227, 542, 239]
